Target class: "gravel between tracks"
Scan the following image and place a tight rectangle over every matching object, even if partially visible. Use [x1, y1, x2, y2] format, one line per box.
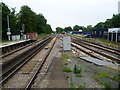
[3, 37, 55, 88]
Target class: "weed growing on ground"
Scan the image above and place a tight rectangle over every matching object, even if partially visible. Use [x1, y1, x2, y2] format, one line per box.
[76, 74, 83, 77]
[63, 66, 72, 72]
[70, 76, 75, 88]
[102, 81, 111, 88]
[74, 64, 82, 74]
[78, 82, 86, 88]
[84, 69, 88, 72]
[77, 59, 81, 62]
[92, 74, 112, 88]
[65, 73, 70, 78]
[94, 67, 98, 71]
[106, 67, 113, 72]
[86, 65, 91, 68]
[91, 74, 101, 84]
[112, 75, 120, 81]
[62, 52, 70, 62]
[94, 71, 97, 75]
[98, 72, 109, 78]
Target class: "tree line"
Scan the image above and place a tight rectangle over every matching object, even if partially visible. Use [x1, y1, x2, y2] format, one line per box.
[56, 14, 120, 33]
[1, 2, 53, 40]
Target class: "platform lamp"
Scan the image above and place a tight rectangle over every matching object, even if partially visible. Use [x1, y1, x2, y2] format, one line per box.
[7, 14, 11, 41]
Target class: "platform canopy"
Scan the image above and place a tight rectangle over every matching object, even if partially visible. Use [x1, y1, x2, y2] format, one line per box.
[108, 28, 120, 33]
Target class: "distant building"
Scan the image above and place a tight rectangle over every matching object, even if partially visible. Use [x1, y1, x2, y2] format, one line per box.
[118, 1, 120, 14]
[91, 29, 108, 39]
[26, 32, 38, 40]
[69, 30, 82, 34]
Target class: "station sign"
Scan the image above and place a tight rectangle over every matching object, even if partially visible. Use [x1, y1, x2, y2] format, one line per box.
[7, 32, 11, 35]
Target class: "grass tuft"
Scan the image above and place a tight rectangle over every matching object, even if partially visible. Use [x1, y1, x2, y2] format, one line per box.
[38, 33, 48, 38]
[78, 82, 86, 88]
[102, 81, 111, 88]
[74, 64, 82, 74]
[63, 66, 72, 72]
[62, 52, 70, 62]
[70, 76, 75, 88]
[112, 75, 120, 81]
[76, 74, 83, 77]
[98, 72, 109, 78]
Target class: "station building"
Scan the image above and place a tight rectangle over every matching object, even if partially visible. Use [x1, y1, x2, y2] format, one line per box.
[108, 28, 120, 42]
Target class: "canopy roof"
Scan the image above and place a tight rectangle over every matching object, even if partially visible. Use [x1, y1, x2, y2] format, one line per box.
[108, 28, 120, 33]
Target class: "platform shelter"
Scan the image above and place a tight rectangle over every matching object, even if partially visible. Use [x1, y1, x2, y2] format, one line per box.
[108, 28, 120, 42]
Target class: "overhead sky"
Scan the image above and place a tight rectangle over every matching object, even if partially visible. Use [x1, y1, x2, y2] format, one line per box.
[1, 0, 120, 31]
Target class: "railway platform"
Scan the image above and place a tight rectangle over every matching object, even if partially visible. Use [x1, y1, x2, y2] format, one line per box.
[0, 39, 33, 54]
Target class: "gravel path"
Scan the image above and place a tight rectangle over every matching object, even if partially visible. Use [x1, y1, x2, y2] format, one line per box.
[39, 39, 69, 88]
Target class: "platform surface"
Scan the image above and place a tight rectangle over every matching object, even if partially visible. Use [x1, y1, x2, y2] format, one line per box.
[0, 39, 31, 48]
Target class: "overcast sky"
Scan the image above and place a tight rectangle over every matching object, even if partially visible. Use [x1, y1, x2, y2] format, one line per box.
[1, 0, 120, 31]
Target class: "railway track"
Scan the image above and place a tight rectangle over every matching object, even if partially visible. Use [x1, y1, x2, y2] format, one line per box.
[73, 36, 120, 53]
[1, 35, 55, 87]
[72, 37, 120, 63]
[59, 35, 120, 63]
[1, 36, 48, 65]
[25, 36, 57, 89]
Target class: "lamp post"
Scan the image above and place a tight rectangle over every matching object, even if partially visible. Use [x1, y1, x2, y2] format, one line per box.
[20, 24, 25, 40]
[7, 15, 11, 40]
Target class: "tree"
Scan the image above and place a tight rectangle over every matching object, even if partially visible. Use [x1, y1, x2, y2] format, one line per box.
[45, 24, 53, 34]
[73, 25, 82, 31]
[10, 8, 18, 35]
[111, 14, 120, 28]
[56, 27, 64, 33]
[104, 19, 113, 28]
[85, 25, 93, 32]
[94, 22, 106, 30]
[19, 5, 37, 33]
[36, 14, 47, 33]
[1, 2, 10, 40]
[64, 26, 72, 32]
[93, 14, 120, 30]
[1, 3, 53, 40]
